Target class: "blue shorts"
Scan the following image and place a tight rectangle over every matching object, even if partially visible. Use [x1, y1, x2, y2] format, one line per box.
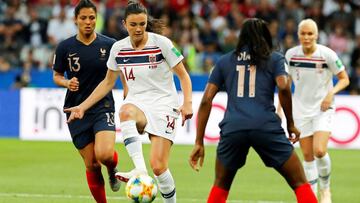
[217, 128, 293, 171]
[67, 111, 115, 149]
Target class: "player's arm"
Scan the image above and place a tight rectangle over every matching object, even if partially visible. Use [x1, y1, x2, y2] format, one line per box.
[53, 71, 79, 92]
[173, 62, 193, 126]
[276, 74, 300, 143]
[64, 69, 119, 122]
[119, 71, 128, 99]
[321, 70, 349, 111]
[189, 83, 218, 171]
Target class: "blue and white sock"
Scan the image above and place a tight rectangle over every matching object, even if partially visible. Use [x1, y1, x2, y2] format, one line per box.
[154, 169, 176, 203]
[303, 160, 318, 194]
[315, 153, 331, 190]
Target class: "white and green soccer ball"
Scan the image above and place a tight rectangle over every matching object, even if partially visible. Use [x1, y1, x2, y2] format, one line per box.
[125, 174, 158, 203]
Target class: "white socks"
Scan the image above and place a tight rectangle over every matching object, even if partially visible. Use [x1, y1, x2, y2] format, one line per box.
[303, 160, 319, 194]
[120, 120, 147, 172]
[154, 169, 176, 203]
[315, 153, 331, 190]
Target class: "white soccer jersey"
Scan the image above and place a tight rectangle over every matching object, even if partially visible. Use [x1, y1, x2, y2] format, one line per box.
[285, 44, 345, 119]
[107, 32, 184, 110]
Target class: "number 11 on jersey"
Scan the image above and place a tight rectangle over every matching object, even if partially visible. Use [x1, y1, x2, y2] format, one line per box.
[236, 65, 256, 98]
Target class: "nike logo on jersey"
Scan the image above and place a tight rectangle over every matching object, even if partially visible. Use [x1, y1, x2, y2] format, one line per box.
[69, 53, 77, 57]
[294, 63, 300, 66]
[123, 58, 130, 62]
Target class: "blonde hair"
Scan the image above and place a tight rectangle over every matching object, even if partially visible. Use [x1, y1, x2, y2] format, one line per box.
[298, 18, 318, 36]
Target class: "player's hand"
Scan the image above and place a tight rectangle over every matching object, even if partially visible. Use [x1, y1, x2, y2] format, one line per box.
[189, 144, 204, 172]
[67, 77, 79, 92]
[287, 124, 300, 144]
[321, 92, 334, 111]
[179, 101, 193, 126]
[63, 106, 84, 123]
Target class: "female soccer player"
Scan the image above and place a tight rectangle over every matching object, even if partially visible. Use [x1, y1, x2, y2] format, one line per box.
[189, 18, 317, 203]
[65, 2, 193, 202]
[284, 19, 349, 203]
[52, 1, 120, 202]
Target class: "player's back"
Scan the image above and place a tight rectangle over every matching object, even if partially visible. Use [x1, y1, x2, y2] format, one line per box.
[209, 47, 286, 134]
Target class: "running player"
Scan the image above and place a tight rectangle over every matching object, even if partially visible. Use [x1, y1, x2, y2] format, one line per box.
[64, 2, 193, 203]
[52, 1, 120, 202]
[189, 18, 317, 203]
[284, 18, 350, 203]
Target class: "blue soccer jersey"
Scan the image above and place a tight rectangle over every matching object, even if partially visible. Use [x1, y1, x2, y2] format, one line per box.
[209, 47, 287, 134]
[53, 34, 116, 113]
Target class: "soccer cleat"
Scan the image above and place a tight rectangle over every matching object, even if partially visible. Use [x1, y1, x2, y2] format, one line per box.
[108, 168, 121, 192]
[115, 168, 147, 183]
[319, 188, 332, 203]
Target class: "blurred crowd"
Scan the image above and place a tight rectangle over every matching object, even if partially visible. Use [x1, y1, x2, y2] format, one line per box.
[0, 0, 359, 94]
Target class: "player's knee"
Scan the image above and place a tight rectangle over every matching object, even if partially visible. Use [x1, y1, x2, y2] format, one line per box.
[314, 148, 327, 158]
[150, 159, 167, 176]
[85, 161, 101, 171]
[119, 105, 136, 120]
[95, 150, 113, 164]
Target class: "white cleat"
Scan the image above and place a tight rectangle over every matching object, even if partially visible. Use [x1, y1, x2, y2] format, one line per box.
[319, 188, 332, 203]
[108, 168, 121, 192]
[115, 168, 147, 183]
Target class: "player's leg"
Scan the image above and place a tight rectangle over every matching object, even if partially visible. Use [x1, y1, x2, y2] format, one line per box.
[93, 112, 120, 191]
[313, 131, 331, 203]
[207, 158, 237, 203]
[299, 136, 319, 194]
[95, 130, 120, 192]
[118, 104, 148, 174]
[298, 118, 318, 194]
[251, 129, 317, 203]
[208, 132, 249, 203]
[149, 135, 176, 203]
[313, 109, 333, 203]
[275, 151, 317, 203]
[78, 142, 107, 203]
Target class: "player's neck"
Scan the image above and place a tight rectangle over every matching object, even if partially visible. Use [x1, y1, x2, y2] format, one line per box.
[131, 32, 148, 50]
[302, 44, 317, 57]
[77, 32, 97, 45]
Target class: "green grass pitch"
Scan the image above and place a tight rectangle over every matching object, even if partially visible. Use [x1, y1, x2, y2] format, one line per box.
[0, 139, 359, 203]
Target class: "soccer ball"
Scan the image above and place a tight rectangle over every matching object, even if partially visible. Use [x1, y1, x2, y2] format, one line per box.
[125, 174, 158, 203]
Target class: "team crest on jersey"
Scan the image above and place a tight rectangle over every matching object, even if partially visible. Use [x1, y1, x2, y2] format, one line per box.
[315, 62, 323, 73]
[100, 48, 107, 60]
[149, 54, 157, 69]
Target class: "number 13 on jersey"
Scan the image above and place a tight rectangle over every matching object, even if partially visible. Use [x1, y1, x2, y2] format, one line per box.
[237, 65, 256, 98]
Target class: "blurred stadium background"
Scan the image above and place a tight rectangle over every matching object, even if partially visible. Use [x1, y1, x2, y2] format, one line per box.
[0, 0, 360, 202]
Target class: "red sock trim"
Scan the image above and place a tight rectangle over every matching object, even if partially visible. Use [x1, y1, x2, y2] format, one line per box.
[207, 186, 229, 203]
[86, 170, 106, 203]
[106, 151, 118, 170]
[295, 183, 318, 203]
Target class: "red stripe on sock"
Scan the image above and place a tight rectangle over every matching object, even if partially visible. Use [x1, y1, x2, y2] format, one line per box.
[207, 186, 229, 203]
[295, 183, 318, 203]
[86, 170, 107, 203]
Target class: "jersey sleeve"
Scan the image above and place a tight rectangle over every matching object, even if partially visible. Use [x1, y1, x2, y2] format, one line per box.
[107, 42, 120, 71]
[284, 50, 294, 78]
[325, 47, 345, 75]
[157, 35, 184, 68]
[52, 42, 67, 73]
[208, 61, 224, 88]
[272, 53, 287, 77]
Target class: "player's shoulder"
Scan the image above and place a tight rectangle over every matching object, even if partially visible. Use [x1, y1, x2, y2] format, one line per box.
[111, 36, 131, 50]
[316, 44, 336, 55]
[97, 33, 117, 45]
[216, 50, 236, 66]
[57, 35, 77, 49]
[149, 32, 171, 45]
[285, 45, 301, 56]
[270, 51, 284, 60]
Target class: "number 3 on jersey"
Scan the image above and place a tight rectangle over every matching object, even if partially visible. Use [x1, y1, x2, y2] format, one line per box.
[124, 67, 136, 81]
[236, 65, 256, 97]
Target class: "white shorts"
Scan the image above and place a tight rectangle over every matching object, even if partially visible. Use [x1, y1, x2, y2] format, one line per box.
[294, 109, 334, 138]
[123, 100, 180, 142]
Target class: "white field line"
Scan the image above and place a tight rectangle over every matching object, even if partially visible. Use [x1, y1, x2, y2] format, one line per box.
[0, 192, 291, 203]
